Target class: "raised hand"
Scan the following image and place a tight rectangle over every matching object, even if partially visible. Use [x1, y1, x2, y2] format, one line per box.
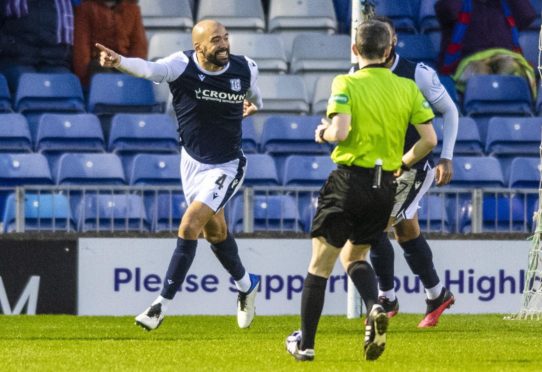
[95, 43, 121, 68]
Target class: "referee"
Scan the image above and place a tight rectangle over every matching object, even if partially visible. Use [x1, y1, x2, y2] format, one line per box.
[286, 20, 437, 362]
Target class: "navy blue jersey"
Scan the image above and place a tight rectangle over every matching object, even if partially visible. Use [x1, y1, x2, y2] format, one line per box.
[392, 57, 434, 170]
[168, 50, 254, 164]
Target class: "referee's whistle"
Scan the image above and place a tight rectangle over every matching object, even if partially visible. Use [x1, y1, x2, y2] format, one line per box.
[372, 159, 383, 189]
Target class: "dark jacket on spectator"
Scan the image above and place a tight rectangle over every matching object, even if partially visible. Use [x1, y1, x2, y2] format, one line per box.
[0, 0, 73, 68]
[435, 0, 536, 71]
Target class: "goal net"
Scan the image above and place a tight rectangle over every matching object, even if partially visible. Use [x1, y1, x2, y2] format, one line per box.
[506, 22, 542, 320]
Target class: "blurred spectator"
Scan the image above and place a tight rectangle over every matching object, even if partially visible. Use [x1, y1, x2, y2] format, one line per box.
[73, 0, 147, 88]
[0, 0, 74, 91]
[435, 0, 537, 95]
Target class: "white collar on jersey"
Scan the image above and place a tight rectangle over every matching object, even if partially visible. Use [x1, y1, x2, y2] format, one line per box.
[192, 53, 231, 76]
[390, 53, 400, 73]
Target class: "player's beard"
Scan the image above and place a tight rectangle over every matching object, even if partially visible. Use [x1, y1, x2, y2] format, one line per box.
[206, 48, 230, 67]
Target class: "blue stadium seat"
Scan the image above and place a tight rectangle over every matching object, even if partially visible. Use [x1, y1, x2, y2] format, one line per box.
[244, 154, 280, 186]
[145, 192, 187, 232]
[461, 194, 533, 233]
[299, 193, 319, 232]
[2, 193, 75, 232]
[242, 117, 259, 154]
[433, 117, 483, 156]
[438, 74, 459, 105]
[128, 153, 181, 185]
[485, 117, 541, 157]
[396, 34, 438, 65]
[376, 0, 417, 33]
[509, 157, 540, 188]
[0, 153, 53, 186]
[75, 194, 149, 232]
[260, 115, 331, 155]
[197, 0, 265, 32]
[0, 113, 32, 153]
[418, 0, 439, 34]
[537, 89, 542, 115]
[140, 0, 194, 32]
[230, 194, 304, 233]
[282, 155, 334, 186]
[290, 34, 351, 75]
[528, 0, 542, 29]
[55, 153, 126, 185]
[268, 0, 337, 33]
[108, 113, 179, 154]
[449, 156, 505, 188]
[519, 31, 539, 69]
[87, 74, 162, 114]
[35, 113, 105, 154]
[229, 33, 288, 73]
[257, 75, 309, 115]
[14, 73, 85, 113]
[463, 75, 533, 117]
[0, 74, 11, 112]
[418, 195, 450, 232]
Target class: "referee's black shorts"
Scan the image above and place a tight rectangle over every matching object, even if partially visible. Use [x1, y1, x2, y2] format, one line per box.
[310, 165, 396, 248]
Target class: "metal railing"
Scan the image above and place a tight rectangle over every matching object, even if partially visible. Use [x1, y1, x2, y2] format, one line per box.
[1, 185, 539, 234]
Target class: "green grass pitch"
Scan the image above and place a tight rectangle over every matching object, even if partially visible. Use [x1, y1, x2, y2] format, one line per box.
[1, 314, 541, 371]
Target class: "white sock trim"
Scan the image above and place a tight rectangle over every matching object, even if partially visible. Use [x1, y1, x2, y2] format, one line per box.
[380, 289, 396, 301]
[426, 283, 443, 300]
[152, 296, 171, 312]
[235, 272, 252, 292]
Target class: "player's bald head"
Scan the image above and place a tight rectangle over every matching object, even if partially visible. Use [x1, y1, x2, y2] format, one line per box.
[192, 20, 227, 45]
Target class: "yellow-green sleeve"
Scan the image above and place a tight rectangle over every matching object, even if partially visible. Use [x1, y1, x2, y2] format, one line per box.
[326, 75, 351, 118]
[410, 87, 435, 125]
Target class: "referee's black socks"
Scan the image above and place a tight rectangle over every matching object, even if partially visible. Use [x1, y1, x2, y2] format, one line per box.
[300, 273, 327, 351]
[347, 260, 378, 314]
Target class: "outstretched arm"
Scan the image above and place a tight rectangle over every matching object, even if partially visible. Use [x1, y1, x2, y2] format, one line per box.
[95, 43, 184, 83]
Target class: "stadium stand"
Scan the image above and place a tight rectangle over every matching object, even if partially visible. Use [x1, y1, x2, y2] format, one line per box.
[260, 115, 331, 155]
[241, 117, 259, 154]
[230, 194, 303, 232]
[127, 153, 181, 186]
[257, 75, 309, 114]
[519, 30, 540, 69]
[449, 156, 505, 188]
[148, 32, 193, 61]
[282, 155, 335, 186]
[395, 34, 438, 66]
[145, 192, 187, 232]
[528, 0, 542, 29]
[311, 74, 335, 116]
[2, 193, 75, 233]
[15, 73, 85, 114]
[0, 153, 53, 186]
[108, 113, 179, 154]
[75, 194, 149, 232]
[244, 154, 280, 186]
[87, 74, 162, 115]
[433, 117, 483, 156]
[0, 74, 11, 112]
[418, 195, 450, 233]
[0, 114, 33, 153]
[508, 157, 540, 188]
[376, 0, 417, 34]
[268, 0, 337, 33]
[485, 117, 541, 157]
[35, 114, 105, 154]
[139, 0, 194, 33]
[197, 0, 266, 32]
[229, 33, 288, 73]
[438, 75, 459, 105]
[55, 153, 126, 185]
[418, 0, 439, 34]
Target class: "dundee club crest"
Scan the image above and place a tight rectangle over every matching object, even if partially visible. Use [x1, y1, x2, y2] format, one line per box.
[230, 78, 241, 92]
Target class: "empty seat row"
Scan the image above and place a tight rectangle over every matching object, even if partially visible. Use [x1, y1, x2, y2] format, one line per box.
[0, 113, 178, 154]
[0, 153, 181, 186]
[141, 0, 337, 33]
[1, 192, 188, 233]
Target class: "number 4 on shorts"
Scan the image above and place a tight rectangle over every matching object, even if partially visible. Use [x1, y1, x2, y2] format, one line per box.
[215, 174, 227, 190]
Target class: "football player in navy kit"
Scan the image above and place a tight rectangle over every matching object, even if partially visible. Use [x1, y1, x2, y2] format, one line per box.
[97, 19, 263, 331]
[345, 17, 459, 328]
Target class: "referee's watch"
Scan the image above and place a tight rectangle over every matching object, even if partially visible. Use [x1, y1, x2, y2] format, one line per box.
[319, 128, 328, 143]
[401, 162, 411, 171]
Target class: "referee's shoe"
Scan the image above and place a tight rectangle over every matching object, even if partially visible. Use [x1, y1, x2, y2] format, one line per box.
[237, 273, 260, 328]
[364, 305, 388, 361]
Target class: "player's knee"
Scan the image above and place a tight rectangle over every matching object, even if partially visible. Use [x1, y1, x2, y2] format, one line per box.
[204, 229, 228, 245]
[178, 221, 202, 240]
[394, 220, 420, 243]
